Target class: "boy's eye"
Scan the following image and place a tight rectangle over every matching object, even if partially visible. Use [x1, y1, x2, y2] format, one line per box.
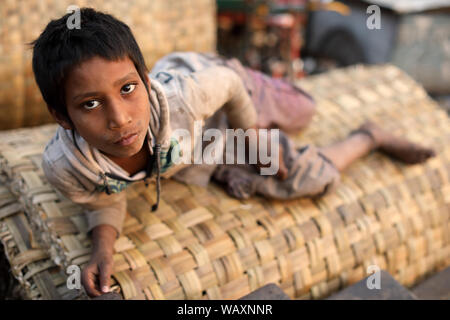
[121, 83, 137, 94]
[83, 100, 100, 110]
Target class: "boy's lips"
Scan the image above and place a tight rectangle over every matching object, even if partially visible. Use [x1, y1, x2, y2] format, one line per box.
[114, 132, 138, 146]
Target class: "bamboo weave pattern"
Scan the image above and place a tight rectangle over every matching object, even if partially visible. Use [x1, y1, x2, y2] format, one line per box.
[0, 65, 449, 299]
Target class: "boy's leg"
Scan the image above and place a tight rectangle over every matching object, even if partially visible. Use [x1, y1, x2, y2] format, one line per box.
[319, 121, 436, 172]
[224, 58, 316, 133]
[214, 121, 436, 201]
[248, 69, 316, 134]
[319, 130, 375, 172]
[253, 119, 436, 182]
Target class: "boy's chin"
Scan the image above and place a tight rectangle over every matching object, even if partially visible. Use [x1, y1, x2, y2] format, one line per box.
[97, 132, 147, 159]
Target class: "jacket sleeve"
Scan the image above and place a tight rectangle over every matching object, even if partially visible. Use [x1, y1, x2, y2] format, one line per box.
[173, 65, 258, 130]
[41, 158, 126, 239]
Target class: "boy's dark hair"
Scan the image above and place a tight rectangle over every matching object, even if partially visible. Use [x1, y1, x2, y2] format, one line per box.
[31, 7, 149, 123]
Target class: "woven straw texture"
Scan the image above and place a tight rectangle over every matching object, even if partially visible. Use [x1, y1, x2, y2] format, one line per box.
[0, 0, 216, 130]
[0, 183, 86, 299]
[0, 65, 449, 300]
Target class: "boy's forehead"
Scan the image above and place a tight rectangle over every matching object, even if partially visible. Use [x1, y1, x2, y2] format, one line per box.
[66, 56, 138, 90]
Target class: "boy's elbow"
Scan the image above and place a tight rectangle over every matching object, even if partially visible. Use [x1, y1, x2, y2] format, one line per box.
[304, 99, 316, 125]
[288, 95, 316, 133]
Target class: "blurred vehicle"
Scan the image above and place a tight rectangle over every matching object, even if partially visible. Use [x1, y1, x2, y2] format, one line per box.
[365, 0, 450, 13]
[302, 0, 450, 96]
[217, 0, 450, 96]
[303, 0, 398, 71]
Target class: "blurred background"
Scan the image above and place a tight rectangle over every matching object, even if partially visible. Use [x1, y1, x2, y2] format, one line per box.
[0, 0, 449, 131]
[216, 0, 450, 108]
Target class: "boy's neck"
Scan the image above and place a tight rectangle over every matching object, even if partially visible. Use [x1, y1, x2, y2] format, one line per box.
[106, 142, 152, 176]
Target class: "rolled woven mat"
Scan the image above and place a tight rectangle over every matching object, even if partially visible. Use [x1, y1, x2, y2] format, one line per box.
[0, 65, 449, 300]
[0, 183, 86, 300]
[0, 0, 216, 130]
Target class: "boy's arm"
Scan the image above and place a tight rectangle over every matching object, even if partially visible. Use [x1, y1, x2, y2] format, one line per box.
[175, 65, 258, 130]
[42, 158, 125, 296]
[172, 66, 288, 179]
[81, 191, 127, 239]
[173, 66, 289, 179]
[41, 159, 127, 238]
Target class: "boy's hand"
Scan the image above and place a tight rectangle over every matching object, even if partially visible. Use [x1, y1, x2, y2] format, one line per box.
[82, 249, 114, 297]
[247, 126, 288, 180]
[274, 143, 288, 180]
[255, 142, 288, 180]
[82, 224, 117, 297]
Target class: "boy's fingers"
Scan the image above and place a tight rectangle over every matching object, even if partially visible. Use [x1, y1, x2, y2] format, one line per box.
[276, 167, 288, 181]
[99, 261, 113, 293]
[83, 271, 102, 297]
[81, 265, 101, 297]
[276, 146, 288, 180]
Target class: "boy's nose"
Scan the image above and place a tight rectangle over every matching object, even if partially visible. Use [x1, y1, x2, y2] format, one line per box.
[107, 99, 132, 129]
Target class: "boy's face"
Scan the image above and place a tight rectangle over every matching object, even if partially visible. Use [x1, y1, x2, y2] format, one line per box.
[57, 56, 151, 159]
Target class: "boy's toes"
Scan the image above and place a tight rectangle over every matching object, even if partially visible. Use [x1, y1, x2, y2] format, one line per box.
[226, 178, 253, 199]
[421, 148, 436, 161]
[428, 148, 436, 158]
[276, 153, 289, 181]
[409, 147, 436, 164]
[276, 166, 288, 181]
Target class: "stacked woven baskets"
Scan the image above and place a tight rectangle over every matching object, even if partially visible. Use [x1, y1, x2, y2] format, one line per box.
[0, 182, 86, 299]
[0, 124, 86, 299]
[0, 64, 449, 299]
[0, 0, 216, 130]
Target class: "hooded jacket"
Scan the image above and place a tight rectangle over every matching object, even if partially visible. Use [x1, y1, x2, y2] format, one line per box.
[42, 52, 257, 237]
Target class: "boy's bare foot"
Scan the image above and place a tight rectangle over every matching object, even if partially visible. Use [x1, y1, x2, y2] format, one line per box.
[355, 121, 436, 164]
[213, 167, 256, 199]
[226, 175, 254, 199]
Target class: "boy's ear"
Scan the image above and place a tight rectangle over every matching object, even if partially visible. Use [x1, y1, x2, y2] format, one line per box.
[48, 107, 73, 130]
[144, 73, 151, 90]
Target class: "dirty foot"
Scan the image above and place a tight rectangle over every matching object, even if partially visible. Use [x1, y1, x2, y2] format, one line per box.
[226, 176, 255, 200]
[356, 121, 436, 164]
[213, 167, 256, 199]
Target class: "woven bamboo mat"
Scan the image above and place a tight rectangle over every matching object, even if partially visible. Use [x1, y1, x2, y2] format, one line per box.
[0, 183, 86, 300]
[0, 65, 449, 300]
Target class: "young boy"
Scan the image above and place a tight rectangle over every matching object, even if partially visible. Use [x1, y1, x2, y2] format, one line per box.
[32, 8, 435, 297]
